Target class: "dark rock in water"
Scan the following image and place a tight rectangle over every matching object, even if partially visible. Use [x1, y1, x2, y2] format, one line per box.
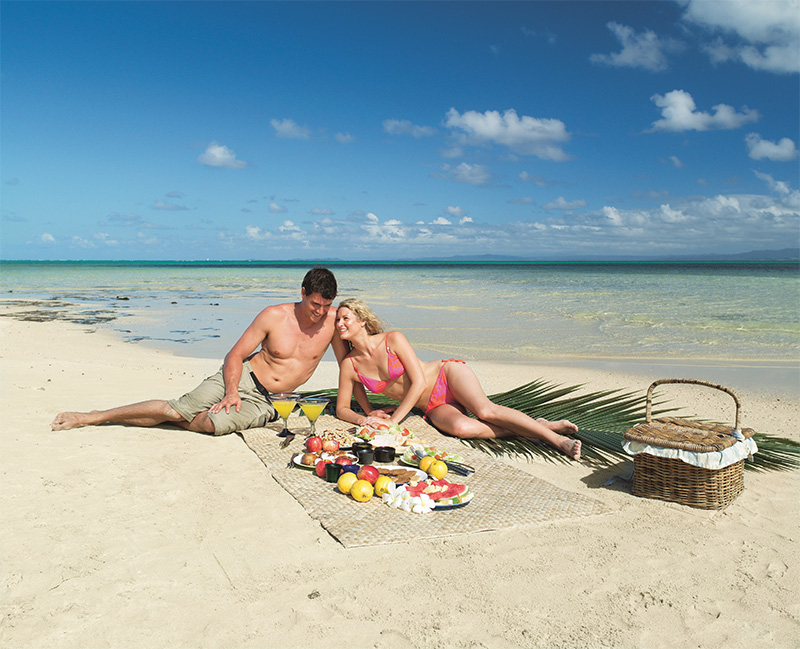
[171, 301, 177, 304]
[115, 296, 130, 301]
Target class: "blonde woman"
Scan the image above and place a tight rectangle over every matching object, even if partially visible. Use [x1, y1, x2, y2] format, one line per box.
[335, 298, 581, 460]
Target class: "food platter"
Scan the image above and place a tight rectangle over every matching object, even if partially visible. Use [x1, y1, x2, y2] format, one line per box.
[433, 489, 474, 510]
[400, 446, 465, 467]
[293, 453, 357, 469]
[376, 465, 426, 484]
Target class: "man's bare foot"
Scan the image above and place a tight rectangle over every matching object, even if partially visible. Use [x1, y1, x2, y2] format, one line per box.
[537, 418, 579, 435]
[557, 436, 582, 461]
[51, 412, 89, 431]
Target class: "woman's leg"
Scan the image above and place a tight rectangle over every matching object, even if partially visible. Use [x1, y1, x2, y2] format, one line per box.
[428, 363, 581, 460]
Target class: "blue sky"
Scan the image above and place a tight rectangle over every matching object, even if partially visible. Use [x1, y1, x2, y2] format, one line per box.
[2, 0, 799, 261]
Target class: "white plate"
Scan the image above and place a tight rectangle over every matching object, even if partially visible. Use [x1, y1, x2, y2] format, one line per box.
[293, 454, 356, 470]
[377, 465, 426, 484]
[434, 489, 474, 510]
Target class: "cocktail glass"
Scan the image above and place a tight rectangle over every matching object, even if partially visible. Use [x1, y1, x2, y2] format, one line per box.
[270, 392, 300, 438]
[299, 396, 328, 437]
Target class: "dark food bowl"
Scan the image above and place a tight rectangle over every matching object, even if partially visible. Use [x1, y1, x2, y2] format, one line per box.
[352, 441, 372, 454]
[357, 448, 375, 465]
[374, 446, 396, 463]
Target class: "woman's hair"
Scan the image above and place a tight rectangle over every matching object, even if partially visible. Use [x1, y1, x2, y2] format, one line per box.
[338, 298, 385, 335]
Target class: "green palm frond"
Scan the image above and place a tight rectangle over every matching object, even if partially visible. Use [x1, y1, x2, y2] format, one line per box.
[299, 380, 800, 472]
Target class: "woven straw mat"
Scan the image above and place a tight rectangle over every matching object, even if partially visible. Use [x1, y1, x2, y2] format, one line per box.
[240, 414, 609, 548]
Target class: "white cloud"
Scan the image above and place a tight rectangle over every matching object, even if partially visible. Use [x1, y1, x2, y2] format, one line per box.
[198, 142, 247, 169]
[70, 236, 96, 248]
[754, 170, 792, 196]
[446, 205, 466, 218]
[311, 207, 334, 216]
[746, 133, 799, 161]
[682, 0, 800, 73]
[519, 172, 548, 186]
[270, 118, 311, 139]
[438, 162, 491, 186]
[152, 199, 188, 211]
[508, 196, 535, 205]
[230, 185, 797, 258]
[40, 233, 55, 244]
[335, 132, 354, 143]
[246, 225, 270, 240]
[444, 108, 571, 160]
[94, 232, 119, 246]
[440, 146, 463, 158]
[669, 156, 684, 168]
[383, 119, 437, 138]
[542, 196, 587, 210]
[648, 89, 759, 132]
[279, 220, 301, 232]
[269, 202, 288, 213]
[590, 22, 684, 72]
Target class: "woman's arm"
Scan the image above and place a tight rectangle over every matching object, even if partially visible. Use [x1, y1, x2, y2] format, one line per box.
[386, 331, 428, 425]
[335, 359, 374, 426]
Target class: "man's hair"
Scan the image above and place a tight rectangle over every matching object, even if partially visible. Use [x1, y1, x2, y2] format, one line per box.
[302, 267, 337, 300]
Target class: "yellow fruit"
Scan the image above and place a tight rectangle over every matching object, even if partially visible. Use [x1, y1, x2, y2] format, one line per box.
[418, 456, 434, 473]
[427, 460, 448, 479]
[374, 475, 392, 497]
[349, 479, 374, 502]
[337, 471, 358, 495]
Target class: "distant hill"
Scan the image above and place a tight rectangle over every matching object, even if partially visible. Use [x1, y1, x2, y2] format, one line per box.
[428, 249, 800, 263]
[664, 248, 799, 262]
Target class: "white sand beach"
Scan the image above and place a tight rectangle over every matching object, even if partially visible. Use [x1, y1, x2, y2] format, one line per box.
[2, 315, 799, 649]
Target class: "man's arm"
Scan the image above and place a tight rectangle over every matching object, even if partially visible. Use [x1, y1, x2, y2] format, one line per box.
[209, 309, 273, 414]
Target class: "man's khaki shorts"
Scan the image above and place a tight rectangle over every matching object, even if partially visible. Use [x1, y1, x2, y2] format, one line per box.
[168, 360, 278, 435]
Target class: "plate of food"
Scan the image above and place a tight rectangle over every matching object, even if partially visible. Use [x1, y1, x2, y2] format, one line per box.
[375, 465, 426, 484]
[404, 479, 473, 509]
[354, 423, 417, 449]
[400, 445, 464, 467]
[293, 452, 356, 469]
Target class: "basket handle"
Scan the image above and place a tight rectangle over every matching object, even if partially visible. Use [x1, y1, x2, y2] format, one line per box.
[645, 378, 741, 429]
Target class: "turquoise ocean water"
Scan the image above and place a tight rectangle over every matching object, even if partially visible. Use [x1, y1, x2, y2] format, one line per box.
[2, 261, 799, 393]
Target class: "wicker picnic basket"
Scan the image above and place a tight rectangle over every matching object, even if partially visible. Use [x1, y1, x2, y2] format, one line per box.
[624, 379, 756, 509]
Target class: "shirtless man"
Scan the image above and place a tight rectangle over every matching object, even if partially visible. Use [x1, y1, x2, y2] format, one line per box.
[51, 267, 347, 435]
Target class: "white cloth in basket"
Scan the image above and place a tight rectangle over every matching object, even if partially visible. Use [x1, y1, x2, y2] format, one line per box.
[623, 437, 758, 470]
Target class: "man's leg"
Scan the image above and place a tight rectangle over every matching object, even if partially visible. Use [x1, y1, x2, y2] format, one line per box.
[174, 410, 216, 434]
[51, 400, 186, 431]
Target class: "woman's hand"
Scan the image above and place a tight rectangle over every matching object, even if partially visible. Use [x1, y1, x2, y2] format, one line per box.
[359, 415, 391, 429]
[368, 407, 395, 419]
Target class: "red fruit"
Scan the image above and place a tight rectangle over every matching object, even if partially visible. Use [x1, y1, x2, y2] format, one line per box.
[334, 456, 353, 466]
[315, 460, 331, 478]
[321, 439, 339, 453]
[305, 436, 323, 452]
[357, 465, 380, 485]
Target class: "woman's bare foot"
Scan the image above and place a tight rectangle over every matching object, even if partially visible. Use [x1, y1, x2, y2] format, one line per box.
[51, 412, 90, 431]
[537, 418, 579, 435]
[558, 437, 581, 461]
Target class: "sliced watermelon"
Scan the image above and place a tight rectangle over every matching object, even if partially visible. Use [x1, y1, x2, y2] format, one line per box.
[439, 484, 467, 499]
[405, 482, 428, 497]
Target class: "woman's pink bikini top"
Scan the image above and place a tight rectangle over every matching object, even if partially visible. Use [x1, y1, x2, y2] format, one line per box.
[350, 333, 406, 394]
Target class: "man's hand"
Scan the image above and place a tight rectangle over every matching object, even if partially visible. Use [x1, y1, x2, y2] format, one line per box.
[209, 394, 242, 415]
